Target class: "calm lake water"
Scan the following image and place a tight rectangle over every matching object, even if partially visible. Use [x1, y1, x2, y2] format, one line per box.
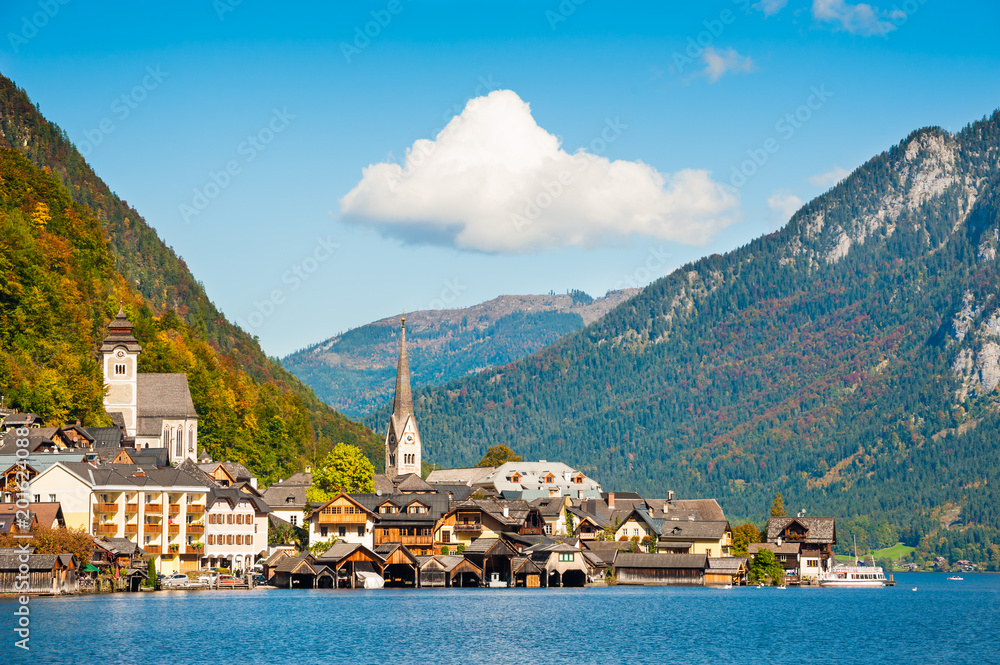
[2, 573, 997, 664]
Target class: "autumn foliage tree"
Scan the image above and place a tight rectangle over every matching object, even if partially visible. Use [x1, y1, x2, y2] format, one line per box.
[731, 522, 762, 556]
[476, 444, 521, 468]
[0, 525, 93, 565]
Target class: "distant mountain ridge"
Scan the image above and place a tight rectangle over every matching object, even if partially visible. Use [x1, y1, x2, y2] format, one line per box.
[283, 289, 638, 418]
[367, 110, 1000, 538]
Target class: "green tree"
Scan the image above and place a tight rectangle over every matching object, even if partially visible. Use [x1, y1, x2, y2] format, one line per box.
[476, 444, 522, 468]
[749, 548, 785, 585]
[309, 443, 376, 501]
[565, 508, 576, 537]
[731, 523, 762, 556]
[641, 535, 658, 553]
[145, 557, 157, 589]
[770, 492, 786, 517]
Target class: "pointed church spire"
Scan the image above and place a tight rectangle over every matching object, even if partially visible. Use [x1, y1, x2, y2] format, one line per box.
[392, 315, 413, 421]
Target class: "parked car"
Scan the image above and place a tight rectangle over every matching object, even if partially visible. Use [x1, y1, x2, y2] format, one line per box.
[161, 574, 191, 588]
[197, 573, 217, 586]
[217, 574, 240, 585]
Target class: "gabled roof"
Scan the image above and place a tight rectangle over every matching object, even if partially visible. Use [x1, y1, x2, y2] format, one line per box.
[658, 520, 729, 541]
[461, 537, 519, 557]
[0, 412, 44, 427]
[749, 542, 801, 556]
[307, 492, 376, 519]
[766, 517, 837, 544]
[707, 557, 748, 573]
[395, 473, 435, 493]
[374, 542, 419, 565]
[511, 556, 543, 575]
[262, 484, 308, 510]
[136, 374, 198, 419]
[314, 542, 384, 567]
[274, 556, 315, 575]
[425, 467, 495, 486]
[262, 550, 290, 567]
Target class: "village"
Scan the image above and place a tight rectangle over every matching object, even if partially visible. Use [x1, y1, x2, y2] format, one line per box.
[0, 312, 842, 595]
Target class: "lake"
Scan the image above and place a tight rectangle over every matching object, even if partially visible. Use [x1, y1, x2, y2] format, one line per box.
[3, 573, 997, 664]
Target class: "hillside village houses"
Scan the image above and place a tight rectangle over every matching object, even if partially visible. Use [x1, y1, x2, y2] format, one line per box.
[0, 309, 841, 592]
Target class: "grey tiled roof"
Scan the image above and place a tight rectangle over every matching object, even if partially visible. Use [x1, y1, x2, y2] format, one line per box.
[658, 520, 729, 541]
[262, 484, 308, 509]
[614, 553, 708, 569]
[136, 374, 198, 418]
[766, 517, 836, 544]
[707, 557, 748, 572]
[395, 473, 435, 493]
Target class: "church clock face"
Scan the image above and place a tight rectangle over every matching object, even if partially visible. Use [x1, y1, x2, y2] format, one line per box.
[116, 350, 125, 358]
[406, 434, 413, 443]
[389, 434, 395, 445]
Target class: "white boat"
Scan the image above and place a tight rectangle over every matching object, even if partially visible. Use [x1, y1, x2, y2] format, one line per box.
[819, 564, 887, 587]
[820, 535, 887, 587]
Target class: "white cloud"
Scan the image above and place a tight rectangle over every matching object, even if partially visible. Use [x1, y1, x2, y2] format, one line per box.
[768, 190, 804, 224]
[809, 165, 850, 187]
[701, 46, 756, 83]
[755, 0, 789, 17]
[812, 0, 896, 36]
[339, 90, 739, 253]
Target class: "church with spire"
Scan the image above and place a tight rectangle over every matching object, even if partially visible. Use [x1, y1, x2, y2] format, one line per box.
[101, 307, 200, 465]
[384, 315, 422, 478]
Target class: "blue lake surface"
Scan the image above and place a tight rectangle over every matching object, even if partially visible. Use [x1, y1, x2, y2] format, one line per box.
[2, 573, 998, 664]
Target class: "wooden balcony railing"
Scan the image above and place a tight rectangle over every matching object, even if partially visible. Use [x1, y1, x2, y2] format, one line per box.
[144, 523, 162, 533]
[124, 524, 138, 534]
[519, 527, 545, 536]
[95, 503, 118, 513]
[168, 525, 180, 535]
[144, 504, 162, 513]
[454, 522, 483, 533]
[125, 503, 139, 513]
[318, 512, 367, 524]
[186, 525, 204, 534]
[93, 523, 117, 535]
[187, 504, 205, 513]
[168, 504, 181, 514]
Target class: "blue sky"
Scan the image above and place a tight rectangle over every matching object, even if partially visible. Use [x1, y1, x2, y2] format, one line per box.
[2, 0, 998, 356]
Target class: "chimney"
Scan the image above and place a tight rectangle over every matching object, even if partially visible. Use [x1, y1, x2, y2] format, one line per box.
[503, 506, 509, 518]
[662, 503, 668, 515]
[607, 493, 615, 510]
[305, 465, 312, 474]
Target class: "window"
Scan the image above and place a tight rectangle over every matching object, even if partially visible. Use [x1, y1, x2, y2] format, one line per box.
[208, 535, 214, 545]
[33, 494, 39, 503]
[227, 514, 234, 524]
[162, 428, 169, 448]
[175, 427, 183, 459]
[338, 527, 346, 537]
[114, 363, 126, 376]
[706, 549, 712, 557]
[144, 536, 150, 545]
[290, 515, 297, 526]
[48, 494, 56, 503]
[285, 497, 295, 504]
[544, 524, 552, 535]
[321, 527, 328, 537]
[442, 531, 451, 544]
[357, 527, 363, 537]
[558, 553, 575, 562]
[188, 425, 195, 453]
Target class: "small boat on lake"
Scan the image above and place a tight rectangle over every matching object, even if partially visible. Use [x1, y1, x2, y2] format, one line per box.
[947, 575, 964, 581]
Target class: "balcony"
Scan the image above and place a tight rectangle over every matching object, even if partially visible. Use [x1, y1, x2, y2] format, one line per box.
[519, 527, 545, 536]
[186, 525, 204, 535]
[125, 503, 138, 513]
[454, 522, 483, 533]
[144, 523, 162, 533]
[187, 504, 205, 513]
[144, 504, 162, 513]
[95, 503, 118, 513]
[168, 525, 180, 535]
[124, 524, 138, 534]
[93, 523, 117, 535]
[318, 512, 367, 524]
[168, 504, 181, 514]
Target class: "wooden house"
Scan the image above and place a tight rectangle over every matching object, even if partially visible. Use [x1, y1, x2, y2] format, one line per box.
[765, 516, 837, 581]
[706, 557, 748, 586]
[353, 492, 450, 556]
[271, 556, 321, 589]
[417, 555, 482, 587]
[526, 542, 588, 587]
[313, 541, 385, 589]
[613, 553, 707, 586]
[375, 542, 419, 587]
[461, 537, 520, 587]
[510, 556, 544, 587]
[0, 551, 77, 594]
[306, 492, 376, 550]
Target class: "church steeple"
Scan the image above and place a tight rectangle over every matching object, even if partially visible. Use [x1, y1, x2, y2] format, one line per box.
[101, 306, 142, 436]
[385, 314, 421, 478]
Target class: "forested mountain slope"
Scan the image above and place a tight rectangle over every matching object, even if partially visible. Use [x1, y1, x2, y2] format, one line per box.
[371, 112, 1000, 537]
[284, 289, 638, 418]
[0, 74, 381, 481]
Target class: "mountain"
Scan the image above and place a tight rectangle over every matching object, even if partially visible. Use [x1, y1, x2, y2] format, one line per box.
[283, 289, 638, 418]
[369, 111, 1000, 540]
[0, 74, 381, 482]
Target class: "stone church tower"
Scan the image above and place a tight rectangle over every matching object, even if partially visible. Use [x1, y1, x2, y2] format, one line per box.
[385, 316, 421, 477]
[100, 307, 142, 436]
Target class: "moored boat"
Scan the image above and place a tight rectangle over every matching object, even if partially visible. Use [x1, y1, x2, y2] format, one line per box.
[947, 575, 964, 581]
[819, 564, 887, 587]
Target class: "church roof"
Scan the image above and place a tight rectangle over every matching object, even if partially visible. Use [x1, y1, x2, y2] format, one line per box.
[100, 308, 142, 353]
[136, 374, 198, 419]
[388, 317, 417, 440]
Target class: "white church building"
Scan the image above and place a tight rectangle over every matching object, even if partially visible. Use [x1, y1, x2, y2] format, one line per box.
[101, 308, 199, 464]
